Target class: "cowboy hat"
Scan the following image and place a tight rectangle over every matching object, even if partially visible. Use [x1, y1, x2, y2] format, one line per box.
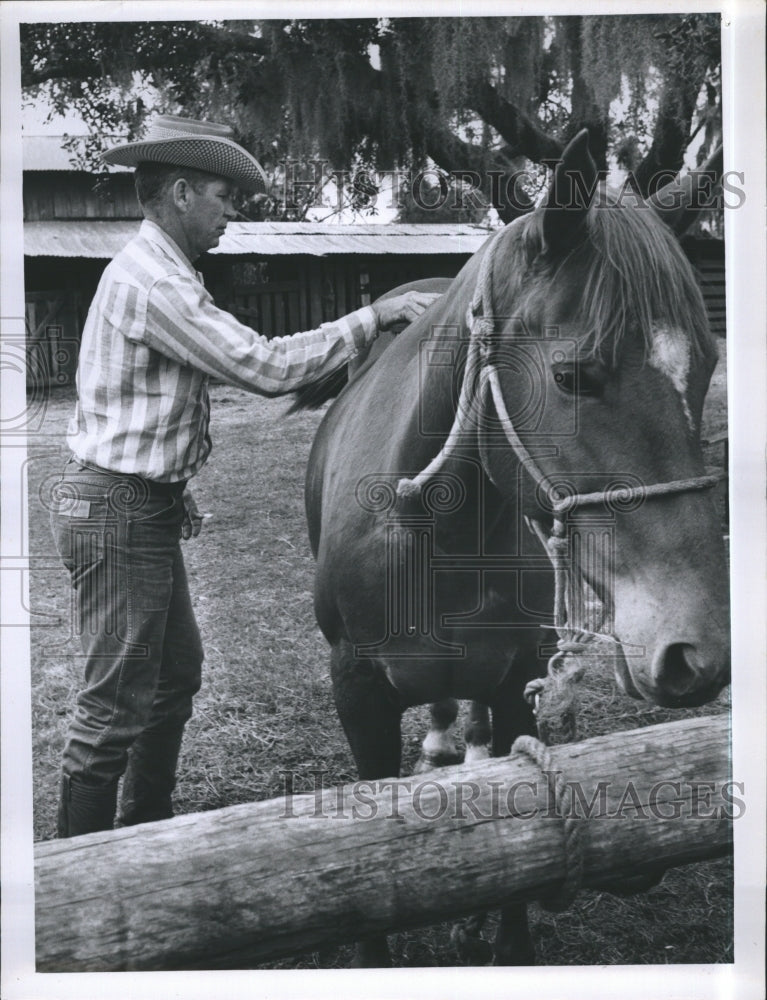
[102, 114, 268, 194]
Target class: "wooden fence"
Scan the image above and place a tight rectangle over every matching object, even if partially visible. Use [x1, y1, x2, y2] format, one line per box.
[34, 714, 732, 972]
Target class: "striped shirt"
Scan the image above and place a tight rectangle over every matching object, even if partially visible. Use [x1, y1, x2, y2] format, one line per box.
[68, 220, 379, 482]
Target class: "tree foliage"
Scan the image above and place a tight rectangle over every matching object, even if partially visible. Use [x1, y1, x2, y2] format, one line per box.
[21, 14, 721, 222]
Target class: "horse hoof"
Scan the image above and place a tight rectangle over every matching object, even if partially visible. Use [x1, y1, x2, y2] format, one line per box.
[413, 751, 463, 774]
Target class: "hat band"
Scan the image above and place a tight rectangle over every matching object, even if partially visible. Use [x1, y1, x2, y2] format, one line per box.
[143, 124, 236, 142]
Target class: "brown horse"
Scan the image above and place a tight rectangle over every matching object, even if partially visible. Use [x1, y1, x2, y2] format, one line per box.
[304, 131, 730, 965]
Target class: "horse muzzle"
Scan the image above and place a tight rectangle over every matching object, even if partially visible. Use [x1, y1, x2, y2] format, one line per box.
[650, 640, 730, 707]
[614, 636, 730, 708]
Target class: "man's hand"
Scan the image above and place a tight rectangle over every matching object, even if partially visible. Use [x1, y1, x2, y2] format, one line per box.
[371, 290, 443, 332]
[181, 488, 204, 540]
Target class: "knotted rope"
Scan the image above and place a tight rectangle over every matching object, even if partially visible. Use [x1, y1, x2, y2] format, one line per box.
[511, 733, 584, 911]
[522, 515, 605, 746]
[395, 227, 603, 745]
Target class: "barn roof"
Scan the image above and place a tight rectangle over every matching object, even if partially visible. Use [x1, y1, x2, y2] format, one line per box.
[24, 220, 496, 259]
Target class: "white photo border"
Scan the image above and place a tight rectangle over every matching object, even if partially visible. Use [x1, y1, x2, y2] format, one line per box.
[2, 2, 764, 998]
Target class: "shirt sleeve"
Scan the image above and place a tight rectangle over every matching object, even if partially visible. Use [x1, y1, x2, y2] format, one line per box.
[140, 270, 379, 395]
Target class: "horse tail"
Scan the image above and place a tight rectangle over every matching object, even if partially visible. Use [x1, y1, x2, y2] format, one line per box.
[286, 368, 348, 412]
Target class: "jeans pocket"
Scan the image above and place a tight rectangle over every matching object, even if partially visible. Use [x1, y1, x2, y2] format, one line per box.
[50, 498, 111, 577]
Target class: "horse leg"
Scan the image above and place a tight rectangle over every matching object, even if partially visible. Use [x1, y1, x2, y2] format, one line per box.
[490, 679, 538, 966]
[331, 642, 402, 779]
[416, 699, 493, 964]
[330, 641, 402, 967]
[446, 700, 493, 962]
[414, 698, 462, 773]
[464, 701, 492, 763]
[415, 700, 491, 774]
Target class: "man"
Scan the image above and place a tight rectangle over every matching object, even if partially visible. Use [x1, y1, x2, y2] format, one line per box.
[50, 114, 439, 837]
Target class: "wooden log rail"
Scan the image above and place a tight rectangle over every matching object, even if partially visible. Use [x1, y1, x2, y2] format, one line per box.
[35, 714, 733, 971]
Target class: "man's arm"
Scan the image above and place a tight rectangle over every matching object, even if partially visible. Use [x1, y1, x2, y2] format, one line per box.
[141, 273, 440, 396]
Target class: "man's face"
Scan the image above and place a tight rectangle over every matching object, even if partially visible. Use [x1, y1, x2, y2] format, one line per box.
[185, 177, 238, 257]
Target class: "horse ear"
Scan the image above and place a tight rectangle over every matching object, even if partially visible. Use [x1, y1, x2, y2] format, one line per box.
[647, 145, 724, 235]
[541, 129, 599, 255]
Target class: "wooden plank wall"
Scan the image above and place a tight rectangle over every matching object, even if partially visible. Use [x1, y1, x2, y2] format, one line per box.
[23, 173, 141, 221]
[684, 237, 726, 336]
[695, 253, 727, 337]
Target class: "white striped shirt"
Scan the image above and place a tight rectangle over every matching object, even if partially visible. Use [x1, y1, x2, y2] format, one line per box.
[68, 220, 379, 482]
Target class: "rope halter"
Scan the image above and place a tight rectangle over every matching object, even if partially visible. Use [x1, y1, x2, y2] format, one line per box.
[396, 225, 720, 741]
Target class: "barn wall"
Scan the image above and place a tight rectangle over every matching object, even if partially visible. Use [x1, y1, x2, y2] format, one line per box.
[203, 255, 314, 336]
[23, 252, 470, 371]
[24, 173, 141, 221]
[682, 237, 726, 337]
[197, 253, 473, 335]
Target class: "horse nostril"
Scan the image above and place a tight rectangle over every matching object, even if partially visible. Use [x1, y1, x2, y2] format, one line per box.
[657, 642, 699, 695]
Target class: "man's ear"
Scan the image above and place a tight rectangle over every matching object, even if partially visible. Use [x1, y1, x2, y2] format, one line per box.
[171, 178, 193, 212]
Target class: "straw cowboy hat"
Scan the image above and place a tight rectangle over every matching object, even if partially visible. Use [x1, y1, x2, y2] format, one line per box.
[102, 114, 268, 194]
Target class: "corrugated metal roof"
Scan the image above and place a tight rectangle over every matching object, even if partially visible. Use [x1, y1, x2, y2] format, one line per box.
[24, 220, 496, 259]
[23, 135, 132, 172]
[25, 221, 140, 257]
[216, 221, 494, 256]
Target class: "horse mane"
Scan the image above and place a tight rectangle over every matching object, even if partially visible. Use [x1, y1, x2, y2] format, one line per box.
[550, 193, 715, 366]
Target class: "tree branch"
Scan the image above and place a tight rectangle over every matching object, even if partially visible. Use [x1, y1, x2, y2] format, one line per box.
[21, 23, 269, 90]
[634, 68, 708, 195]
[23, 60, 103, 88]
[471, 82, 563, 163]
[196, 24, 270, 58]
[424, 126, 534, 223]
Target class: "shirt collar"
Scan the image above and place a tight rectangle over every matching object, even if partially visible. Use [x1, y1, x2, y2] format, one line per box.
[139, 219, 201, 278]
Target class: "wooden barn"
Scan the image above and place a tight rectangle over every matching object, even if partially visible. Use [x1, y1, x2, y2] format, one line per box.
[23, 135, 727, 389]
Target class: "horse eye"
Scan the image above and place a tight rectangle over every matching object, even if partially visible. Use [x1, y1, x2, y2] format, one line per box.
[552, 363, 605, 397]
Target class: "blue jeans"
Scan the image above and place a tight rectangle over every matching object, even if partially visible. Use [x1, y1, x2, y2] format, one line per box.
[49, 460, 203, 824]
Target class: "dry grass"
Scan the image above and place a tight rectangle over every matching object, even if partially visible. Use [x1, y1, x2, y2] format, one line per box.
[27, 339, 731, 967]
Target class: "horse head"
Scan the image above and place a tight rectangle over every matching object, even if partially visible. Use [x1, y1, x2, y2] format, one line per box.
[472, 131, 729, 708]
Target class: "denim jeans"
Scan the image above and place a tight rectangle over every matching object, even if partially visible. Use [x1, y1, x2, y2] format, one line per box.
[49, 460, 203, 823]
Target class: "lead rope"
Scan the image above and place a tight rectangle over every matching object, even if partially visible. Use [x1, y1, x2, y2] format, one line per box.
[396, 225, 719, 911]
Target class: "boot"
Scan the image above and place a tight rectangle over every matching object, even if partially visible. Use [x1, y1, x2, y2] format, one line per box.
[57, 773, 119, 838]
[116, 728, 184, 827]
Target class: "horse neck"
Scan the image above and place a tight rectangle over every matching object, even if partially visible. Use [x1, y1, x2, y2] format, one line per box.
[395, 249, 518, 549]
[396, 258, 484, 473]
